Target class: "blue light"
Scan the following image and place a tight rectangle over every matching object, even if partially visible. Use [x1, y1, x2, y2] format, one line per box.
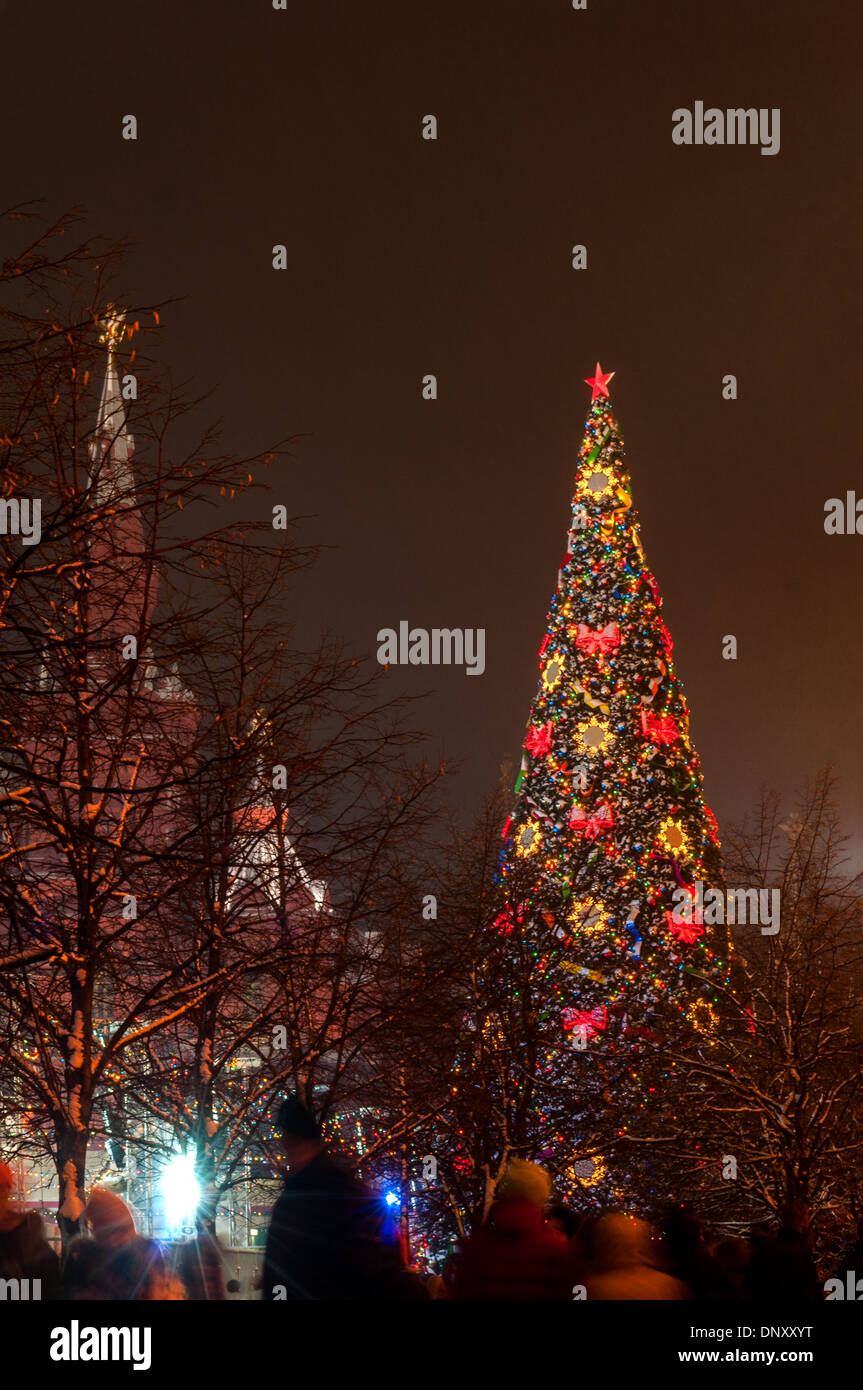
[384, 1190, 400, 1207]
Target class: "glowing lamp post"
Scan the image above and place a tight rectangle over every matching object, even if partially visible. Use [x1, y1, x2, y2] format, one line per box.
[160, 1154, 200, 1239]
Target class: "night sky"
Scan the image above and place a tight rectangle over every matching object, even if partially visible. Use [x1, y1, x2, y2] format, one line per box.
[5, 0, 863, 845]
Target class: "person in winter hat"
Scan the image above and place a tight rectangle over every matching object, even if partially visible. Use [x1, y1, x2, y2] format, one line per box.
[452, 1159, 572, 1300]
[584, 1212, 690, 1301]
[498, 1158, 553, 1207]
[84, 1187, 137, 1248]
[0, 1158, 61, 1298]
[64, 1187, 184, 1300]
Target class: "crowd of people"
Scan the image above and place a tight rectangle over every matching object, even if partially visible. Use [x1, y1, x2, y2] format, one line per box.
[0, 1107, 855, 1301]
[0, 1158, 222, 1300]
[440, 1161, 828, 1301]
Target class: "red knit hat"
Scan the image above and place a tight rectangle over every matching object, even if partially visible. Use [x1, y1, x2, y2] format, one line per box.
[85, 1187, 136, 1246]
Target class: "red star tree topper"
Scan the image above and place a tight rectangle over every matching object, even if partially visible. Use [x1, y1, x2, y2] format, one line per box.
[584, 362, 616, 401]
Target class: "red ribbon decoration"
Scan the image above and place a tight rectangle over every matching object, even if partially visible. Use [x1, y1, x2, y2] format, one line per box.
[524, 721, 553, 757]
[562, 1005, 607, 1036]
[569, 801, 614, 838]
[574, 621, 620, 656]
[665, 886, 704, 945]
[640, 710, 679, 745]
[666, 915, 704, 945]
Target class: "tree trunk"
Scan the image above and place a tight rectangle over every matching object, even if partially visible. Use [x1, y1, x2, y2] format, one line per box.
[56, 1127, 89, 1249]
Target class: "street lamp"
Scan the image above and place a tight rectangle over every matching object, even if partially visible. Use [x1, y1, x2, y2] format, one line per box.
[160, 1154, 200, 1238]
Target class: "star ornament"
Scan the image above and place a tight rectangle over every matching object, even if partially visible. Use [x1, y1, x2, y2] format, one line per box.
[656, 816, 690, 860]
[515, 819, 542, 858]
[585, 362, 615, 401]
[542, 655, 565, 692]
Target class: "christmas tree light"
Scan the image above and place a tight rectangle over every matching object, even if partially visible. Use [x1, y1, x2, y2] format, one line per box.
[496, 367, 730, 1174]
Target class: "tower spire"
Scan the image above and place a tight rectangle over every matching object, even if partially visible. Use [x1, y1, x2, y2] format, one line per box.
[88, 305, 134, 499]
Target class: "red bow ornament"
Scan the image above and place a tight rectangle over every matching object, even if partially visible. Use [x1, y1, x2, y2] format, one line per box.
[665, 886, 704, 945]
[641, 710, 678, 745]
[524, 721, 553, 757]
[569, 801, 614, 838]
[562, 1005, 607, 1037]
[574, 621, 620, 656]
[667, 916, 704, 945]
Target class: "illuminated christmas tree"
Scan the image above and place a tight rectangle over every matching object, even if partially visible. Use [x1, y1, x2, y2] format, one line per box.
[496, 365, 730, 1184]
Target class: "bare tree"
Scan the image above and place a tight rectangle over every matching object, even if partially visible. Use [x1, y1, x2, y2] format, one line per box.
[370, 778, 601, 1258]
[116, 540, 445, 1233]
[654, 769, 863, 1250]
[0, 209, 442, 1245]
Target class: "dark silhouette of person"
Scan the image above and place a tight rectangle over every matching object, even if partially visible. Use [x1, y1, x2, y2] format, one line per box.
[546, 1203, 581, 1241]
[167, 1229, 226, 1300]
[262, 1096, 424, 1300]
[713, 1236, 752, 1298]
[744, 1201, 822, 1302]
[830, 1214, 863, 1294]
[660, 1203, 737, 1299]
